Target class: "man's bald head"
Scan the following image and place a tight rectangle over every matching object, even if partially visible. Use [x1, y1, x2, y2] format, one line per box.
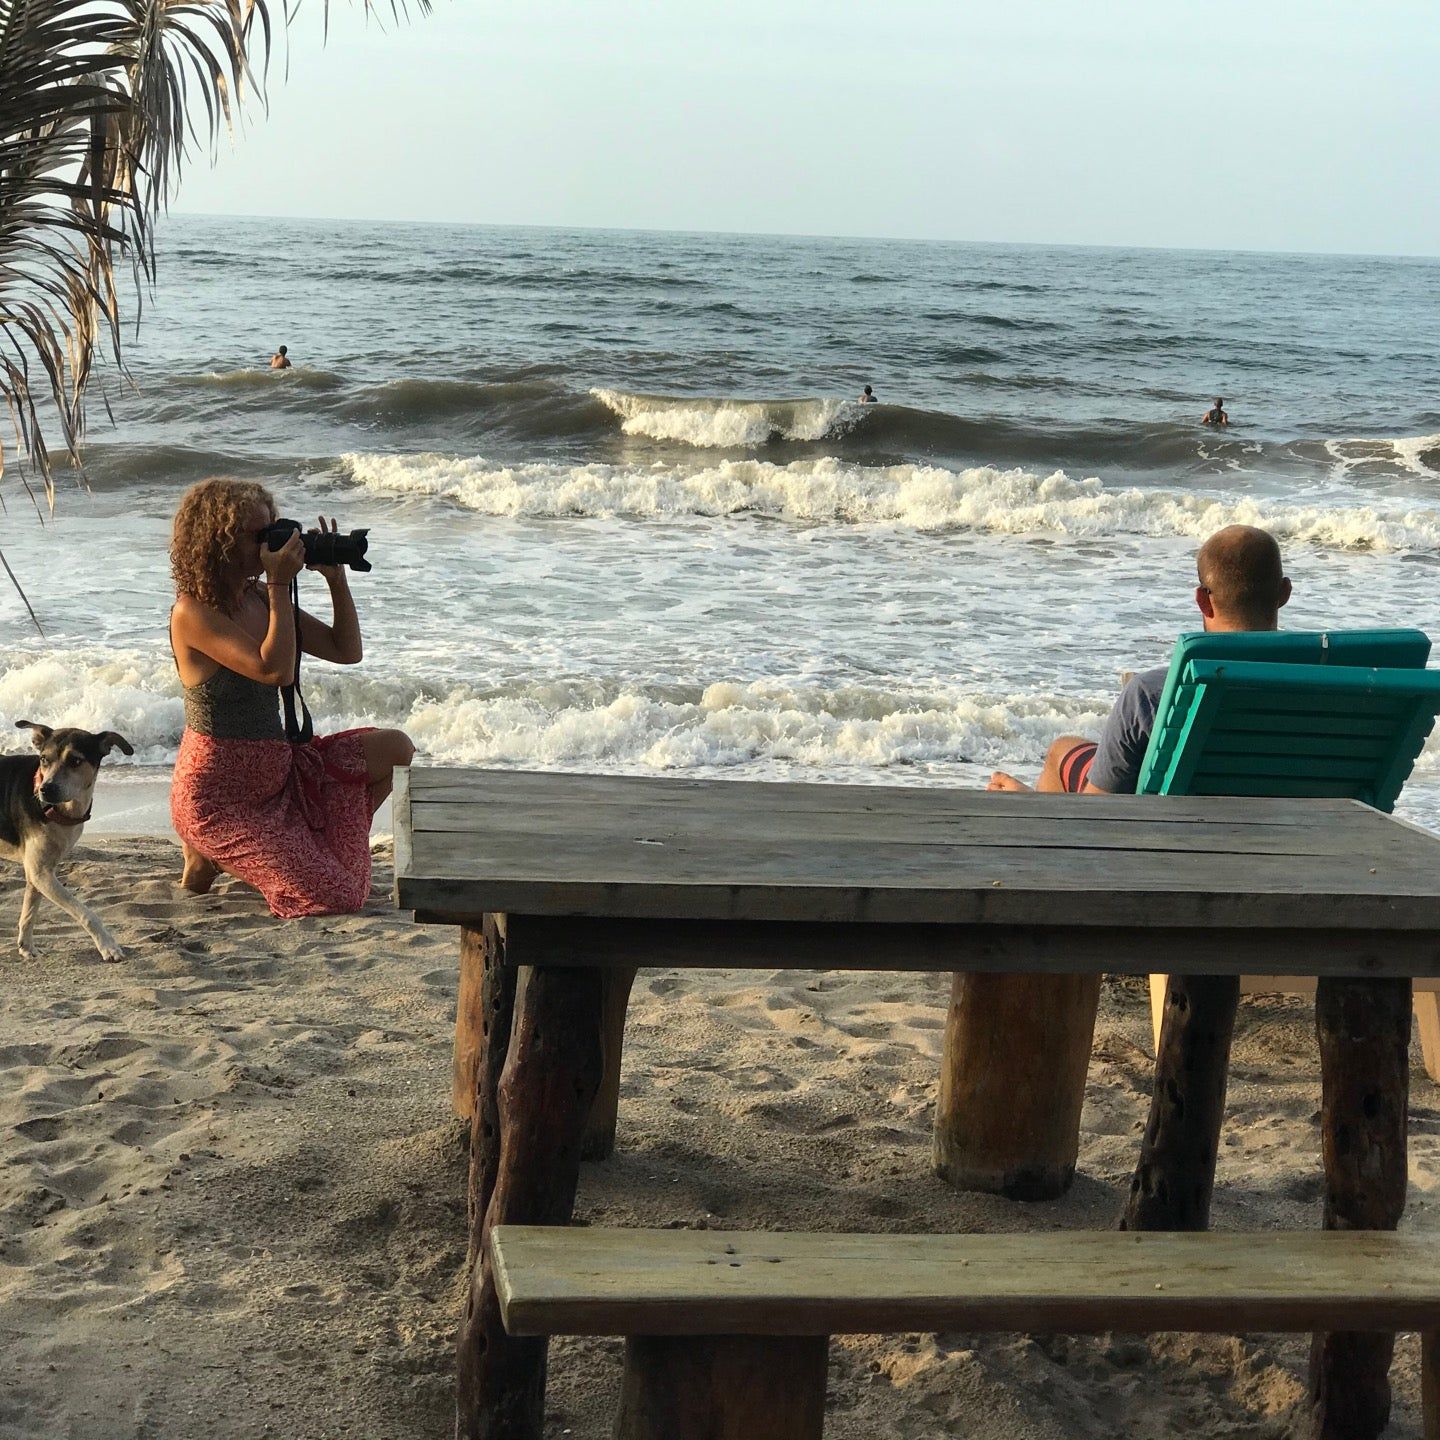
[1196, 525, 1290, 630]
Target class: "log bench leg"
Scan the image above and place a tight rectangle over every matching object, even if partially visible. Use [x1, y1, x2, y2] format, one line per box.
[1422, 1330, 1440, 1440]
[615, 1335, 828, 1440]
[1122, 974, 1239, 1232]
[1308, 976, 1411, 1440]
[581, 965, 638, 1162]
[456, 954, 605, 1440]
[934, 972, 1101, 1201]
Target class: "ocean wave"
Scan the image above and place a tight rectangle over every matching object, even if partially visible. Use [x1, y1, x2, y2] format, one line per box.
[1320, 433, 1440, 481]
[9, 648, 1440, 792]
[126, 366, 1440, 486]
[337, 451, 1440, 550]
[591, 388, 854, 447]
[342, 376, 571, 421]
[586, 387, 1309, 474]
[0, 648, 1109, 773]
[62, 442, 297, 489]
[180, 368, 345, 392]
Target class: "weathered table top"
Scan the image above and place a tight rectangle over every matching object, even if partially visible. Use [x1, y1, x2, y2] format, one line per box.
[393, 768, 1440, 936]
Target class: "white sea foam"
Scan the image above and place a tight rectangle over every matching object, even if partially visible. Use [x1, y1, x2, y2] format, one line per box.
[1323, 433, 1440, 482]
[590, 388, 853, 448]
[339, 451, 1440, 551]
[0, 647, 1107, 774]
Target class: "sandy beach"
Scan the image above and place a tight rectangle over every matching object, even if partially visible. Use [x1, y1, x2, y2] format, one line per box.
[1, 834, 1439, 1438]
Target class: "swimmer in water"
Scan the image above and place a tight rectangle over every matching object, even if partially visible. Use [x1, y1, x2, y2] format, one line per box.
[1201, 396, 1228, 427]
[858, 384, 877, 404]
[270, 345, 292, 371]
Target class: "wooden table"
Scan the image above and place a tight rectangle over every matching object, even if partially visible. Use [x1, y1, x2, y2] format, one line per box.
[394, 768, 1440, 1440]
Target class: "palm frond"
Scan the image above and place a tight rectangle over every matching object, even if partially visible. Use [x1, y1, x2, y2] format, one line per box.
[0, 0, 429, 625]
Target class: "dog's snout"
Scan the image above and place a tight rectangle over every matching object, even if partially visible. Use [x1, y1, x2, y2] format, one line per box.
[38, 782, 62, 804]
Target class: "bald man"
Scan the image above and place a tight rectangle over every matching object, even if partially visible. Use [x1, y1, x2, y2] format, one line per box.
[989, 526, 1292, 795]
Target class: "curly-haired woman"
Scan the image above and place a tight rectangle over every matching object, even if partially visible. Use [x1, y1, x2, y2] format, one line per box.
[168, 478, 414, 917]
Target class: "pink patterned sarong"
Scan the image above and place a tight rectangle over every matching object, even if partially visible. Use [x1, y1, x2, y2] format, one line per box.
[171, 727, 374, 919]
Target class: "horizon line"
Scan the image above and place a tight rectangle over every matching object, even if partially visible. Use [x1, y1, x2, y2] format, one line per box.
[165, 209, 1440, 265]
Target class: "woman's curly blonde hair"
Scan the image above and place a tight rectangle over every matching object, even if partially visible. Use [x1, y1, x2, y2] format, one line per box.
[171, 478, 275, 611]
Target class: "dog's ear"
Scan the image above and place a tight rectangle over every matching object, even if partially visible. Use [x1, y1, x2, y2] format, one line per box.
[15, 721, 52, 749]
[98, 732, 134, 758]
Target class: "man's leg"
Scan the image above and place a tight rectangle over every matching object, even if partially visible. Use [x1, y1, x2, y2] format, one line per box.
[990, 735, 1095, 794]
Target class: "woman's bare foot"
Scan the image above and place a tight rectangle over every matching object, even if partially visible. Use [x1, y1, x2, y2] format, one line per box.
[986, 771, 1031, 792]
[179, 841, 221, 894]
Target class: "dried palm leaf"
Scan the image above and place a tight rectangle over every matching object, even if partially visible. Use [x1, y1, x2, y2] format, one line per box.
[0, 0, 428, 624]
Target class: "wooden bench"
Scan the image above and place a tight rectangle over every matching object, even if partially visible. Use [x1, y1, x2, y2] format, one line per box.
[493, 1225, 1440, 1440]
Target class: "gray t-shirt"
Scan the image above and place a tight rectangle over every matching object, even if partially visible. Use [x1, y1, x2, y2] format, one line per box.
[1088, 666, 1168, 794]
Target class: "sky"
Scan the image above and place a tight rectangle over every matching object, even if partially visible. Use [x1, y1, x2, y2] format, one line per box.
[175, 0, 1440, 256]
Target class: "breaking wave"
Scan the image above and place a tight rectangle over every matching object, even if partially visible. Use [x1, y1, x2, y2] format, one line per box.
[0, 646, 1111, 775]
[338, 451, 1440, 551]
[590, 388, 854, 447]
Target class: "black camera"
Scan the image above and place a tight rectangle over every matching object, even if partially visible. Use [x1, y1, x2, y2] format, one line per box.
[261, 518, 372, 572]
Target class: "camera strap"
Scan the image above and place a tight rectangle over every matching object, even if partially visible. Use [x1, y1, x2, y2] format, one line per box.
[280, 575, 314, 745]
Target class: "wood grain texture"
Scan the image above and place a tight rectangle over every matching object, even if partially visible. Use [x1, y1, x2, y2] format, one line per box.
[1122, 975, 1240, 1233]
[933, 972, 1100, 1200]
[580, 964, 636, 1162]
[615, 1335, 826, 1440]
[1422, 1329, 1440, 1440]
[1308, 976, 1412, 1440]
[456, 967, 605, 1440]
[395, 772, 1440, 931]
[492, 1226, 1440, 1337]
[487, 915, 1440, 979]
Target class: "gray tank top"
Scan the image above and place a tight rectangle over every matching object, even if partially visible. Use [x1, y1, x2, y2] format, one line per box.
[183, 664, 284, 741]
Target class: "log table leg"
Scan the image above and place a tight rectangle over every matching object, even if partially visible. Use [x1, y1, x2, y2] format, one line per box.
[1421, 1329, 1440, 1440]
[1308, 976, 1411, 1440]
[615, 1335, 828, 1440]
[456, 959, 605, 1440]
[460, 919, 518, 1257]
[581, 964, 637, 1162]
[934, 972, 1101, 1200]
[1122, 974, 1239, 1231]
[454, 923, 492, 1121]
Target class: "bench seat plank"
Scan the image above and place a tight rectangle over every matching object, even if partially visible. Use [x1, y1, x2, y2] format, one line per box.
[493, 1226, 1440, 1338]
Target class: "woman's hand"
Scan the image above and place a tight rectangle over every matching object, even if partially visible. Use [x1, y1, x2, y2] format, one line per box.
[307, 516, 347, 583]
[261, 528, 306, 587]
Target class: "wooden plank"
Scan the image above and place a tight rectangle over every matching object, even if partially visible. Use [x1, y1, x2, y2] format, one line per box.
[398, 828, 1440, 930]
[390, 764, 413, 903]
[494, 915, 1440, 978]
[405, 818, 1433, 893]
[492, 1227, 1440, 1337]
[404, 768, 1375, 826]
[404, 800, 1418, 858]
[402, 871, 1440, 932]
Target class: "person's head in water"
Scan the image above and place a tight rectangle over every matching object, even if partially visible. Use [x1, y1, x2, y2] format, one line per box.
[277, 345, 288, 358]
[860, 384, 875, 402]
[1213, 397, 1224, 412]
[1196, 525, 1290, 632]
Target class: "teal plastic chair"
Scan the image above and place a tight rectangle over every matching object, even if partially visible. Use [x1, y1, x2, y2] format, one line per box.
[1138, 629, 1440, 1072]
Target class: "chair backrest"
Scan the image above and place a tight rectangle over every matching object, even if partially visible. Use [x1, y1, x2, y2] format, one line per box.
[1136, 629, 1440, 812]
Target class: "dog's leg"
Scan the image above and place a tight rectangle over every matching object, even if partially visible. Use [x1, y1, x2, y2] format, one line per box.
[17, 880, 40, 961]
[22, 860, 124, 963]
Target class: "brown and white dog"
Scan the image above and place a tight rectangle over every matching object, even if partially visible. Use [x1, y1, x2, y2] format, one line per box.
[0, 720, 134, 962]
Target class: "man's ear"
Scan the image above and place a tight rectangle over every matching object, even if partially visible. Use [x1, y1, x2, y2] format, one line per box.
[1276, 576, 1292, 611]
[15, 721, 52, 750]
[99, 732, 135, 758]
[1195, 585, 1216, 620]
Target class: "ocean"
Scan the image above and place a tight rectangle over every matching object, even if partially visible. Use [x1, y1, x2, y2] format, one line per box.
[3, 216, 1440, 828]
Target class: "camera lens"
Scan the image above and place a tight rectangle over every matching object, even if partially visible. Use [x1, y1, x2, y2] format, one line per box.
[302, 528, 371, 572]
